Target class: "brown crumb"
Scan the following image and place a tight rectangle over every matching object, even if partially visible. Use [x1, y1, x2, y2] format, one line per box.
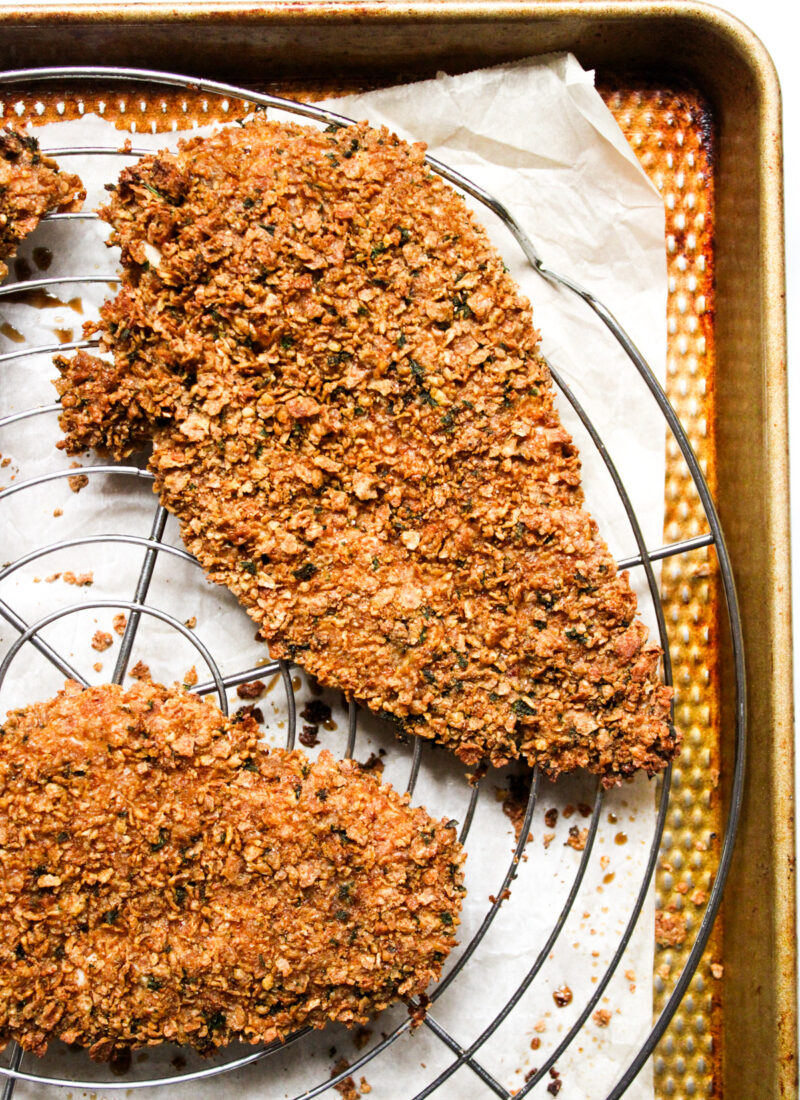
[562, 804, 575, 819]
[710, 962, 724, 980]
[63, 571, 93, 587]
[129, 660, 151, 681]
[624, 969, 636, 982]
[359, 1079, 372, 1095]
[655, 908, 687, 947]
[332, 1058, 360, 1100]
[93, 662, 103, 673]
[359, 752, 385, 775]
[690, 888, 707, 906]
[353, 1027, 372, 1051]
[552, 985, 572, 1007]
[67, 473, 89, 493]
[45, 573, 61, 583]
[544, 807, 558, 828]
[657, 962, 671, 980]
[183, 666, 198, 688]
[184, 616, 197, 629]
[53, 508, 63, 517]
[530, 1036, 541, 1050]
[299, 725, 319, 748]
[300, 699, 332, 725]
[91, 630, 113, 652]
[525, 1067, 538, 1083]
[675, 880, 689, 895]
[237, 679, 265, 700]
[577, 802, 592, 817]
[498, 772, 533, 843]
[593, 1009, 611, 1028]
[565, 826, 588, 851]
[543, 833, 555, 849]
[534, 1019, 547, 1033]
[547, 1079, 562, 1096]
[112, 613, 127, 635]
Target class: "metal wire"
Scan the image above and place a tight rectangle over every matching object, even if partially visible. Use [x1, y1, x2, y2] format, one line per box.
[0, 66, 746, 1100]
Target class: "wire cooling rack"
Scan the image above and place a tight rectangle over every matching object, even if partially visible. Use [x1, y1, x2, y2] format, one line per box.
[0, 67, 746, 1100]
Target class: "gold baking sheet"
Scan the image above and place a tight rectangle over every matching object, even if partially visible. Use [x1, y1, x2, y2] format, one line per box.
[0, 5, 793, 1089]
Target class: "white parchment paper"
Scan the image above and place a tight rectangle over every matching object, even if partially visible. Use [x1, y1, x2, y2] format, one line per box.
[0, 55, 667, 1100]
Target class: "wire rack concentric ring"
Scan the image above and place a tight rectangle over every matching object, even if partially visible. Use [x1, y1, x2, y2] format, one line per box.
[0, 66, 746, 1100]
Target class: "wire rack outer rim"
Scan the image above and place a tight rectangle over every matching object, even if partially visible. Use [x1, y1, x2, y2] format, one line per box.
[0, 64, 747, 1100]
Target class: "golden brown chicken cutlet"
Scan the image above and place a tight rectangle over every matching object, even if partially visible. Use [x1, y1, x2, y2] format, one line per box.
[0, 680, 464, 1059]
[0, 127, 85, 282]
[54, 115, 675, 784]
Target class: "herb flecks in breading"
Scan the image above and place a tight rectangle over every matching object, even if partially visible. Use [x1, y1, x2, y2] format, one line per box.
[54, 116, 675, 784]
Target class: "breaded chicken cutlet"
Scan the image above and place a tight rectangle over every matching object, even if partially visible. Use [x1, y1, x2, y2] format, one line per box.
[0, 127, 85, 282]
[55, 115, 676, 785]
[0, 680, 464, 1059]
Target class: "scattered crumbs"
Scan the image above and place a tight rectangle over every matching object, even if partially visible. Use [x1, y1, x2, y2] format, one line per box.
[624, 969, 636, 982]
[497, 772, 533, 843]
[565, 826, 588, 851]
[53, 508, 63, 517]
[690, 888, 708, 906]
[488, 888, 511, 905]
[577, 802, 592, 817]
[544, 807, 558, 828]
[183, 665, 198, 688]
[675, 880, 689, 895]
[600, 855, 610, 871]
[129, 660, 151, 681]
[530, 1036, 541, 1050]
[331, 1057, 360, 1100]
[237, 679, 265, 700]
[301, 699, 331, 725]
[562, 804, 575, 819]
[93, 662, 103, 673]
[353, 1027, 372, 1051]
[111, 613, 127, 635]
[359, 1079, 372, 1095]
[547, 1068, 563, 1095]
[67, 473, 89, 493]
[45, 573, 61, 583]
[543, 833, 555, 849]
[710, 962, 724, 980]
[524, 1067, 538, 1083]
[534, 1019, 547, 1033]
[63, 571, 93, 586]
[0, 457, 10, 469]
[238, 704, 264, 725]
[184, 615, 197, 629]
[657, 962, 671, 980]
[593, 1009, 611, 1028]
[299, 725, 320, 747]
[655, 908, 688, 947]
[91, 630, 113, 652]
[33, 576, 41, 584]
[359, 751, 385, 775]
[552, 986, 572, 1008]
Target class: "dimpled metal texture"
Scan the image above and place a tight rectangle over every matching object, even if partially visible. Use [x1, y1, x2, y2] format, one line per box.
[603, 86, 723, 1099]
[0, 80, 724, 1099]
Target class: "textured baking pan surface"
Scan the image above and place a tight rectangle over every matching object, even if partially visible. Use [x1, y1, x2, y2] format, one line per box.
[0, 69, 740, 1100]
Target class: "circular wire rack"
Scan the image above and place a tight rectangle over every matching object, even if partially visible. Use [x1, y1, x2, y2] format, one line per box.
[0, 66, 746, 1100]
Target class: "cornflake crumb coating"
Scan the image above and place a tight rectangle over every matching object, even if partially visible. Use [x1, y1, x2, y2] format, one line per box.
[54, 115, 675, 783]
[0, 680, 464, 1059]
[0, 128, 85, 281]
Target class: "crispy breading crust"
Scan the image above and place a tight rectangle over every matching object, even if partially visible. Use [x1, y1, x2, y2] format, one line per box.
[54, 116, 676, 783]
[0, 128, 85, 281]
[0, 680, 464, 1059]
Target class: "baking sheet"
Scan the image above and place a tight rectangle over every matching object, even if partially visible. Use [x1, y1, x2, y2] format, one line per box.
[0, 54, 668, 1098]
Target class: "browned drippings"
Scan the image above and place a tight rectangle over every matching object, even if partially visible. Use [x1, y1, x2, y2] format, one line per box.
[2, 288, 83, 314]
[0, 322, 25, 344]
[607, 812, 618, 825]
[603, 872, 616, 885]
[32, 246, 53, 271]
[54, 328, 74, 343]
[13, 256, 32, 281]
[323, 718, 337, 731]
[291, 674, 301, 692]
[614, 832, 628, 846]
